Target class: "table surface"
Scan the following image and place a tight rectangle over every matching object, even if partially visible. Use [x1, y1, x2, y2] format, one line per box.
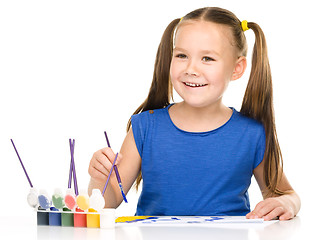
[0, 213, 310, 240]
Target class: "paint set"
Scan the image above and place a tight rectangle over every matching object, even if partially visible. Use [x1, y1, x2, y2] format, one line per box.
[33, 188, 115, 228]
[11, 132, 127, 229]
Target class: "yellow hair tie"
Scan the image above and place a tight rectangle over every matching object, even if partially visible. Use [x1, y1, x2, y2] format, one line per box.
[179, 17, 183, 23]
[241, 20, 249, 31]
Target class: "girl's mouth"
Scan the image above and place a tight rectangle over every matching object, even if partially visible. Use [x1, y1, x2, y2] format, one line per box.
[184, 82, 207, 87]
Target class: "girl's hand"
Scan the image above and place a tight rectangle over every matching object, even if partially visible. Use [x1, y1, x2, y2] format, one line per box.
[246, 195, 295, 221]
[88, 147, 122, 184]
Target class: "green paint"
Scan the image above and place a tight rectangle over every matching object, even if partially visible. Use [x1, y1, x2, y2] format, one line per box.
[61, 207, 74, 227]
[52, 194, 65, 209]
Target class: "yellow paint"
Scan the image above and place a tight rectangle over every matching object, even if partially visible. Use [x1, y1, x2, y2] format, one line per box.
[76, 195, 89, 211]
[115, 216, 154, 223]
[87, 208, 100, 228]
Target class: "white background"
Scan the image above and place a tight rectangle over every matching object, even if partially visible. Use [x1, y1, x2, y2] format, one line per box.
[0, 0, 314, 219]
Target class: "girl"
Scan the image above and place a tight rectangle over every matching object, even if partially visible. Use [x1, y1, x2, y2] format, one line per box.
[88, 7, 300, 220]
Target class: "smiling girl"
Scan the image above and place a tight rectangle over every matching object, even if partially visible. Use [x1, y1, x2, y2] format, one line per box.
[88, 7, 300, 220]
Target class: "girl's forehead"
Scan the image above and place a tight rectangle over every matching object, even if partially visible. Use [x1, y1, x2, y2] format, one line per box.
[174, 20, 234, 50]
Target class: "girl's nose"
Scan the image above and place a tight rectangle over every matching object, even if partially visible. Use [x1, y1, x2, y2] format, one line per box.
[185, 60, 199, 77]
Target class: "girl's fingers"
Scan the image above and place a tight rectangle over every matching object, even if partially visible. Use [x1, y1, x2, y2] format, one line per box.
[279, 205, 295, 221]
[89, 166, 108, 182]
[89, 148, 123, 181]
[93, 158, 110, 176]
[100, 147, 123, 165]
[263, 207, 285, 221]
[247, 198, 294, 221]
[89, 150, 111, 179]
[100, 147, 116, 163]
[246, 211, 259, 219]
[249, 200, 273, 219]
[279, 211, 294, 221]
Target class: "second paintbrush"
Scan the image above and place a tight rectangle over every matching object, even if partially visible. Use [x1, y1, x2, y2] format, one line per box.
[104, 131, 128, 203]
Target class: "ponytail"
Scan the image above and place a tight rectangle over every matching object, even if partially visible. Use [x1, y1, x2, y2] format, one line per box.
[127, 18, 180, 190]
[240, 22, 285, 197]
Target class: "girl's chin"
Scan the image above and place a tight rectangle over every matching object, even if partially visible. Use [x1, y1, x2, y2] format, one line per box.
[181, 100, 213, 109]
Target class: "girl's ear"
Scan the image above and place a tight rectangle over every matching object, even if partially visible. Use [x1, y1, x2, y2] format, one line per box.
[231, 56, 247, 81]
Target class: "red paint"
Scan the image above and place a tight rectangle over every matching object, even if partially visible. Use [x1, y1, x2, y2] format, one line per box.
[73, 207, 87, 227]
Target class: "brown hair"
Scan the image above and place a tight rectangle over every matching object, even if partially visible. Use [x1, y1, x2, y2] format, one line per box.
[128, 7, 285, 196]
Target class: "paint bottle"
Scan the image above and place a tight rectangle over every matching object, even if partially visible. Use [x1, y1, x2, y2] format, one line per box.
[86, 189, 105, 228]
[87, 208, 100, 228]
[38, 190, 51, 210]
[37, 206, 49, 226]
[64, 188, 76, 210]
[49, 206, 61, 226]
[100, 208, 115, 228]
[73, 207, 87, 227]
[27, 187, 38, 208]
[61, 207, 74, 227]
[52, 188, 65, 210]
[76, 190, 89, 211]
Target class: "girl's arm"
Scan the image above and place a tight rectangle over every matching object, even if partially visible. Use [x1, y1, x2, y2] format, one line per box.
[88, 128, 141, 208]
[246, 159, 301, 221]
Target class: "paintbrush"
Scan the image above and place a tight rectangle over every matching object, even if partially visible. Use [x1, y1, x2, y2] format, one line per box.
[104, 131, 128, 203]
[11, 139, 38, 208]
[102, 152, 118, 195]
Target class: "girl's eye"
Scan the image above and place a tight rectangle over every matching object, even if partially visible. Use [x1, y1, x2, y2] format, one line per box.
[175, 54, 187, 59]
[202, 56, 215, 62]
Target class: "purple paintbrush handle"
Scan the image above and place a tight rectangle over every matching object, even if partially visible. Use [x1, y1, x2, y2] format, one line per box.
[105, 131, 121, 183]
[103, 131, 126, 201]
[102, 153, 118, 195]
[68, 139, 73, 189]
[72, 139, 79, 196]
[104, 131, 111, 148]
[114, 165, 122, 183]
[11, 139, 33, 188]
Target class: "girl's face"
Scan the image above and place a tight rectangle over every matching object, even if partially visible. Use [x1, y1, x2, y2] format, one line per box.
[170, 20, 244, 109]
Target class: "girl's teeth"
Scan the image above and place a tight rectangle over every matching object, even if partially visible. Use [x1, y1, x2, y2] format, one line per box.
[184, 82, 206, 87]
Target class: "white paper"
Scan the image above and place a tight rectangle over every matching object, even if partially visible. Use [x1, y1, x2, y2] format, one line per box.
[115, 216, 277, 228]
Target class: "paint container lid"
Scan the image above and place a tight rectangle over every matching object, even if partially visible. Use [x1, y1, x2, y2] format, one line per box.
[76, 189, 90, 211]
[38, 190, 51, 209]
[64, 188, 76, 210]
[27, 188, 38, 208]
[52, 188, 65, 210]
[89, 189, 105, 212]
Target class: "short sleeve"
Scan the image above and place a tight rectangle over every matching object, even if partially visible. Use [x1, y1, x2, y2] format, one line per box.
[131, 112, 149, 158]
[254, 125, 266, 169]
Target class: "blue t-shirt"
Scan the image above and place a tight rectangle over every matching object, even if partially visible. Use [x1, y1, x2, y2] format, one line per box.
[131, 104, 265, 216]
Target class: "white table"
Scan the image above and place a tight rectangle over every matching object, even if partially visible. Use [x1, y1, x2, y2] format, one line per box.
[0, 213, 310, 240]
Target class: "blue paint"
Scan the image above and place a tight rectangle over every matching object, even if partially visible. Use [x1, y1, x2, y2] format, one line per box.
[120, 184, 128, 203]
[126, 217, 158, 223]
[49, 207, 61, 226]
[212, 217, 224, 220]
[151, 218, 179, 222]
[205, 217, 225, 222]
[38, 195, 51, 209]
